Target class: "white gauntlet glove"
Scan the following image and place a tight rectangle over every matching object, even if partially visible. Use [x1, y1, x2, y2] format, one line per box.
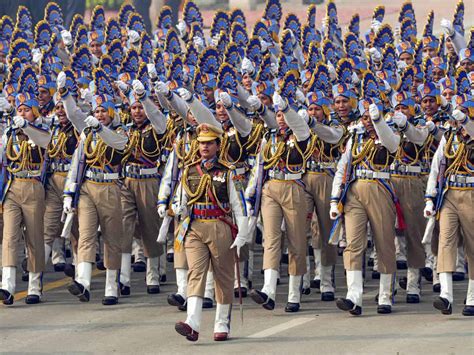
[329, 202, 341, 220]
[424, 199, 435, 218]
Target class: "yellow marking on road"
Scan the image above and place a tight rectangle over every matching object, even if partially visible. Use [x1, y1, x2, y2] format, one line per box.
[13, 269, 105, 301]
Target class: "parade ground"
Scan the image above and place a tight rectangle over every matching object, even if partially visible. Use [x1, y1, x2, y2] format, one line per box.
[1, 249, 472, 354]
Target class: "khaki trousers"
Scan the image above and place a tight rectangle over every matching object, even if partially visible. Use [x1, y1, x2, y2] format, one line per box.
[77, 181, 123, 269]
[121, 178, 162, 258]
[44, 173, 79, 253]
[304, 172, 337, 266]
[2, 179, 45, 272]
[437, 189, 474, 279]
[261, 180, 308, 275]
[185, 219, 234, 304]
[391, 176, 426, 268]
[344, 180, 396, 274]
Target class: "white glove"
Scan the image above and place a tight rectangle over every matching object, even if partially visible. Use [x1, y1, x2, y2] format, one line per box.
[57, 71, 66, 90]
[177, 88, 192, 101]
[80, 88, 93, 103]
[0, 97, 12, 112]
[247, 95, 262, 111]
[440, 94, 448, 108]
[154, 81, 170, 96]
[60, 30, 72, 47]
[383, 80, 392, 93]
[193, 36, 204, 49]
[424, 199, 435, 218]
[147, 63, 158, 80]
[329, 202, 341, 220]
[182, 69, 189, 83]
[128, 30, 140, 46]
[369, 47, 382, 63]
[298, 109, 309, 122]
[272, 92, 287, 111]
[219, 92, 233, 108]
[116, 80, 129, 94]
[452, 109, 467, 123]
[394, 26, 401, 41]
[351, 72, 360, 85]
[371, 19, 382, 34]
[132, 79, 145, 96]
[392, 111, 407, 128]
[241, 57, 255, 75]
[269, 63, 278, 76]
[426, 120, 436, 132]
[327, 61, 336, 81]
[211, 33, 221, 47]
[396, 60, 408, 71]
[260, 39, 270, 53]
[32, 48, 43, 64]
[63, 196, 73, 214]
[13, 115, 26, 129]
[230, 235, 247, 258]
[368, 103, 380, 121]
[440, 18, 454, 37]
[157, 204, 167, 218]
[288, 29, 297, 46]
[84, 115, 100, 129]
[295, 89, 306, 104]
[176, 19, 187, 38]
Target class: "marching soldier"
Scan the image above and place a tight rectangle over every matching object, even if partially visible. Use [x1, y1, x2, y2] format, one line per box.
[173, 123, 249, 341]
[425, 94, 474, 316]
[331, 98, 401, 315]
[43, 91, 80, 278]
[248, 73, 312, 313]
[119, 79, 167, 295]
[61, 68, 127, 305]
[0, 66, 51, 305]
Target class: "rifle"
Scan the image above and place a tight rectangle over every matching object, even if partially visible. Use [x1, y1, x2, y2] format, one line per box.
[329, 133, 354, 245]
[61, 143, 87, 239]
[422, 152, 447, 244]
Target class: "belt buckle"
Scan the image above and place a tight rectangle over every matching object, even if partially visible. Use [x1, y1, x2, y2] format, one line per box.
[457, 176, 467, 184]
[366, 170, 373, 179]
[399, 165, 407, 173]
[96, 172, 104, 180]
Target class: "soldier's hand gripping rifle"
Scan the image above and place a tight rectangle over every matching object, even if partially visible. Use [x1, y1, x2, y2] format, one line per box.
[61, 146, 87, 239]
[329, 134, 354, 245]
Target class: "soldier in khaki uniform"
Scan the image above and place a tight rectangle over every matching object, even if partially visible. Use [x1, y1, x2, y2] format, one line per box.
[331, 99, 401, 315]
[43, 92, 80, 278]
[0, 66, 51, 305]
[247, 77, 312, 313]
[425, 95, 474, 316]
[119, 80, 167, 296]
[61, 69, 127, 305]
[301, 68, 346, 302]
[173, 123, 249, 342]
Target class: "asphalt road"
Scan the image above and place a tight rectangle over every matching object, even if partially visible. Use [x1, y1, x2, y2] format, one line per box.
[0, 247, 473, 354]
